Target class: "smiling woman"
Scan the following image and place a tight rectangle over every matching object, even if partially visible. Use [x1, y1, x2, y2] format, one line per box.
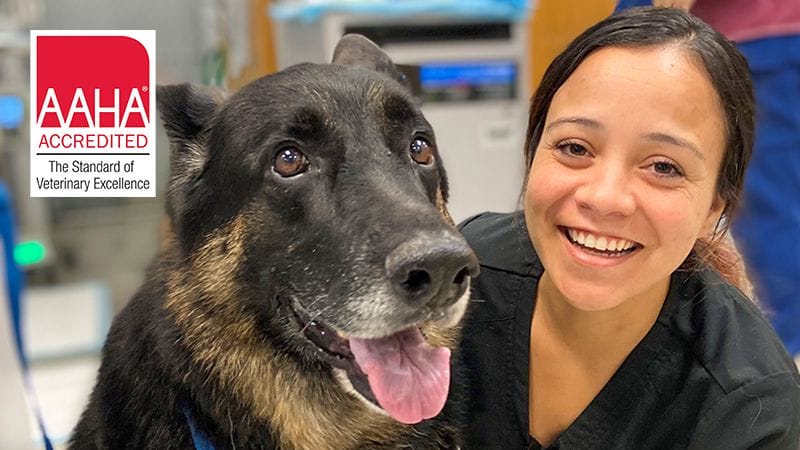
[458, 7, 800, 449]
[528, 44, 726, 314]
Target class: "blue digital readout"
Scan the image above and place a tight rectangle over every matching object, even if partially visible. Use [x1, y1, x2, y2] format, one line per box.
[420, 61, 516, 87]
[418, 61, 517, 102]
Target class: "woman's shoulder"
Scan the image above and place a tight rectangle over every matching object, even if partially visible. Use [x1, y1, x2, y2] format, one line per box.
[646, 269, 800, 446]
[457, 210, 541, 277]
[665, 267, 800, 394]
[457, 211, 541, 324]
[674, 269, 800, 447]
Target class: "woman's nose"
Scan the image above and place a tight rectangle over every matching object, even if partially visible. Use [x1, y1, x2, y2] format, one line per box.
[573, 164, 636, 217]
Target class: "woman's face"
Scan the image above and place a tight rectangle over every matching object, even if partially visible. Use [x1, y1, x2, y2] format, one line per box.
[525, 45, 726, 311]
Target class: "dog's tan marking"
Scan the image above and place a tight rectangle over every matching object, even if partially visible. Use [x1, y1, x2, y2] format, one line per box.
[436, 188, 453, 226]
[422, 324, 460, 350]
[164, 210, 419, 449]
[192, 214, 247, 298]
[367, 81, 385, 101]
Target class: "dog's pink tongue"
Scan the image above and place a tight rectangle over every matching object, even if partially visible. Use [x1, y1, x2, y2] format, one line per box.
[349, 328, 450, 425]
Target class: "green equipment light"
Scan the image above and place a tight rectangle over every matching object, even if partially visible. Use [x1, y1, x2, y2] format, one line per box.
[14, 240, 46, 266]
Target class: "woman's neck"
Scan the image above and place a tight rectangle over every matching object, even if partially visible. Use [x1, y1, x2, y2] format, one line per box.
[528, 272, 670, 445]
[534, 271, 669, 360]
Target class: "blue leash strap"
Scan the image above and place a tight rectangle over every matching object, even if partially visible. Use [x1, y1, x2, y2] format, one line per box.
[181, 404, 217, 450]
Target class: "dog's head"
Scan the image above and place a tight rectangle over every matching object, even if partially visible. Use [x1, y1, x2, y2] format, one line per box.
[158, 35, 478, 426]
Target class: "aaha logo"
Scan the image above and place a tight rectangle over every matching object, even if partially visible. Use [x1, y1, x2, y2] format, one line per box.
[30, 31, 157, 197]
[35, 34, 151, 136]
[37, 86, 149, 128]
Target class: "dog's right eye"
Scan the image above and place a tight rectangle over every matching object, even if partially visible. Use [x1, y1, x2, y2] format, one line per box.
[410, 138, 434, 165]
[273, 147, 309, 177]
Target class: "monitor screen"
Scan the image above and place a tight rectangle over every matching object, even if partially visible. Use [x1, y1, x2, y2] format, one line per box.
[419, 60, 517, 103]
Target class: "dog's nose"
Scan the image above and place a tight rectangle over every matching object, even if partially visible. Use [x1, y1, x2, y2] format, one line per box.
[385, 234, 479, 309]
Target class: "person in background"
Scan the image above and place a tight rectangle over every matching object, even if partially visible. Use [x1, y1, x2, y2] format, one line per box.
[616, 0, 800, 367]
[458, 7, 800, 449]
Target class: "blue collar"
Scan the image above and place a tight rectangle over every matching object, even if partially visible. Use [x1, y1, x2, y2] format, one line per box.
[181, 405, 216, 450]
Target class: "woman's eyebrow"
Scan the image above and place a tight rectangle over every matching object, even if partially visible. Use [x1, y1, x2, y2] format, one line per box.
[545, 116, 603, 132]
[642, 132, 705, 161]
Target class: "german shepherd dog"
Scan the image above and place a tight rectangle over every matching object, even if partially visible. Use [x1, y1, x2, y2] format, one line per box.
[69, 35, 478, 449]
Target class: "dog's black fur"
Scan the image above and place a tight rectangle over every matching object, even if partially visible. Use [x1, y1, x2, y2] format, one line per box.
[69, 35, 477, 449]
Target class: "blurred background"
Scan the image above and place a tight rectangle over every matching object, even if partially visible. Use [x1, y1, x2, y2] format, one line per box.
[0, 0, 615, 447]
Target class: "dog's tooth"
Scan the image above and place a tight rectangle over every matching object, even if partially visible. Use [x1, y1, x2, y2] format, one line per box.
[608, 239, 618, 251]
[577, 232, 586, 245]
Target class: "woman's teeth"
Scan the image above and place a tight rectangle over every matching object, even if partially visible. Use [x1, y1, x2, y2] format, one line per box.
[566, 228, 637, 252]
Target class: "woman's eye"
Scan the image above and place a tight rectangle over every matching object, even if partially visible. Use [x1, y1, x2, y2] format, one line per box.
[556, 141, 589, 157]
[651, 160, 684, 178]
[273, 147, 309, 177]
[410, 137, 435, 165]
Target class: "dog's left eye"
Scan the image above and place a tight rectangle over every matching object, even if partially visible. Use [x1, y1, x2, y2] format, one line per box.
[273, 148, 309, 177]
[410, 138, 434, 165]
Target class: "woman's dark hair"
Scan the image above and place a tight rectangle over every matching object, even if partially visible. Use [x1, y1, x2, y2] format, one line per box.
[524, 7, 756, 290]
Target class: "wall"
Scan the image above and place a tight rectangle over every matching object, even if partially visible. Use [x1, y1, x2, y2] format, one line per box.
[529, 0, 616, 91]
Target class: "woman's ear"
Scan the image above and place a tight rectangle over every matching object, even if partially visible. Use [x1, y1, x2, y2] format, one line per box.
[701, 194, 726, 237]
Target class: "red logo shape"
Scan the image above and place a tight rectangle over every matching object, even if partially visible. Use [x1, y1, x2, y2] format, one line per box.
[36, 36, 150, 128]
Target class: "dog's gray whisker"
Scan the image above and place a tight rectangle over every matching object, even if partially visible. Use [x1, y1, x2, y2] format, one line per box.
[299, 308, 328, 335]
[299, 319, 314, 334]
[228, 408, 236, 450]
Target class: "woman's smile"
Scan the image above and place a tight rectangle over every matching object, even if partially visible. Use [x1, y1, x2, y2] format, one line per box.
[558, 226, 642, 267]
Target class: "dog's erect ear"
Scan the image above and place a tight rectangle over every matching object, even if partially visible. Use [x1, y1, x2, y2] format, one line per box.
[157, 83, 225, 236]
[157, 83, 222, 143]
[332, 34, 395, 72]
[332, 34, 416, 93]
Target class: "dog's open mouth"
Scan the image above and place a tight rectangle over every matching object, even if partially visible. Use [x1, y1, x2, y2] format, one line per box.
[287, 298, 450, 425]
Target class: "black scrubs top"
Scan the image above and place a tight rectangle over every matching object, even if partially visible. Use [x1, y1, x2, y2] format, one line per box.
[458, 212, 800, 449]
